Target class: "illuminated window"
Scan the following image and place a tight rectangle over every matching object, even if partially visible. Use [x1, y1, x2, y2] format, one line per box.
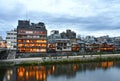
[40, 31, 46, 34]
[40, 49, 46, 52]
[26, 40, 30, 43]
[18, 44, 24, 47]
[35, 40, 47, 43]
[26, 31, 33, 34]
[42, 44, 46, 47]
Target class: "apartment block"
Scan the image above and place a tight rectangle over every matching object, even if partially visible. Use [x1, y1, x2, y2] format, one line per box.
[17, 20, 47, 53]
[6, 29, 17, 50]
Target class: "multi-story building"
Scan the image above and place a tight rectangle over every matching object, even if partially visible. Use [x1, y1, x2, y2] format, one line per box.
[48, 29, 76, 52]
[55, 39, 71, 52]
[6, 29, 17, 50]
[48, 30, 61, 39]
[76, 39, 85, 53]
[71, 43, 80, 52]
[97, 35, 110, 44]
[47, 30, 61, 53]
[100, 43, 115, 52]
[60, 29, 76, 39]
[47, 42, 56, 53]
[51, 30, 59, 35]
[114, 37, 120, 51]
[17, 20, 47, 53]
[84, 36, 96, 43]
[66, 30, 76, 39]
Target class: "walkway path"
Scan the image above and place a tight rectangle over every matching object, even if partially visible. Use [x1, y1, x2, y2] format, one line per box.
[1, 54, 120, 64]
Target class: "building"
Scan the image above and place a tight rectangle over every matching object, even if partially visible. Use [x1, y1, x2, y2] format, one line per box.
[6, 29, 17, 50]
[48, 39, 71, 52]
[51, 30, 59, 35]
[48, 30, 61, 39]
[66, 30, 76, 39]
[60, 29, 76, 39]
[55, 39, 71, 52]
[17, 20, 47, 53]
[76, 39, 85, 53]
[84, 36, 96, 43]
[100, 43, 115, 52]
[71, 43, 80, 52]
[47, 41, 56, 53]
[0, 40, 6, 48]
[48, 29, 76, 52]
[97, 35, 110, 44]
[114, 37, 120, 51]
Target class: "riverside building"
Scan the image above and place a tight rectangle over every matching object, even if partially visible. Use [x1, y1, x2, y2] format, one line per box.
[6, 29, 17, 50]
[17, 20, 47, 53]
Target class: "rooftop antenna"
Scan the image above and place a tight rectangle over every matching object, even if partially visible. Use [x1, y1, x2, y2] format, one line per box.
[25, 8, 29, 21]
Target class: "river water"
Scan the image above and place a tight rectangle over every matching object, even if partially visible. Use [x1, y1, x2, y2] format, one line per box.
[0, 61, 120, 81]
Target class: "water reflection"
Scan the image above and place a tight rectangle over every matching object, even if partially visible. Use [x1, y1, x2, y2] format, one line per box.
[1, 61, 120, 81]
[6, 69, 13, 81]
[102, 62, 113, 69]
[17, 66, 47, 81]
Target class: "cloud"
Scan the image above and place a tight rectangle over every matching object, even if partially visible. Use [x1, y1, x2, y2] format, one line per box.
[0, 1, 26, 21]
[1, 0, 120, 39]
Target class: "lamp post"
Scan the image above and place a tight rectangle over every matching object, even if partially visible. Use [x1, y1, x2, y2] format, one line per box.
[99, 43, 101, 60]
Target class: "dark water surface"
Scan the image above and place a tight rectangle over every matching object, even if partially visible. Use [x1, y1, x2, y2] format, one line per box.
[0, 61, 120, 81]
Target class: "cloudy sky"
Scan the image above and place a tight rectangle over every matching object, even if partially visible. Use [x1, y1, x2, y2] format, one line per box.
[0, 0, 120, 39]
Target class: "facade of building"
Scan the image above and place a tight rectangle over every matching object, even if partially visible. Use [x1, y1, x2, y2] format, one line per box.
[51, 30, 59, 35]
[72, 43, 80, 52]
[76, 39, 85, 53]
[100, 43, 115, 52]
[47, 42, 56, 53]
[48, 30, 76, 52]
[55, 39, 71, 52]
[48, 30, 61, 39]
[17, 20, 47, 53]
[114, 37, 120, 51]
[84, 36, 96, 43]
[60, 29, 76, 39]
[6, 29, 17, 50]
[97, 35, 109, 43]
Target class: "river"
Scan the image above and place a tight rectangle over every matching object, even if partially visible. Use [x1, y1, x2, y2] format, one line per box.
[0, 61, 120, 81]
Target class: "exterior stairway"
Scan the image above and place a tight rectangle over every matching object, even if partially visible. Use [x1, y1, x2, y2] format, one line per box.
[7, 51, 16, 59]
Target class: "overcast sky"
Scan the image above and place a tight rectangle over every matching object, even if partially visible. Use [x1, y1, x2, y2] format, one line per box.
[0, 0, 120, 39]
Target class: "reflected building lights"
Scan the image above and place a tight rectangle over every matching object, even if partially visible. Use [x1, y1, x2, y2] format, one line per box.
[7, 74, 10, 81]
[47, 70, 52, 75]
[52, 65, 55, 72]
[5, 69, 13, 81]
[17, 66, 47, 81]
[102, 61, 114, 69]
[3, 62, 115, 81]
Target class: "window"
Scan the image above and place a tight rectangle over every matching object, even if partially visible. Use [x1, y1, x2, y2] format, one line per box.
[6, 37, 10, 39]
[64, 47, 66, 49]
[26, 31, 33, 34]
[7, 33, 11, 35]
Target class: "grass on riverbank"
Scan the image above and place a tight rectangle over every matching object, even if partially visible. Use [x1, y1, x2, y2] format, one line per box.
[14, 56, 120, 66]
[0, 62, 14, 67]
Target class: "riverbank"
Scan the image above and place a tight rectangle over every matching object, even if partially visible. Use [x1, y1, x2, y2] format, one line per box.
[17, 56, 120, 66]
[1, 54, 120, 66]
